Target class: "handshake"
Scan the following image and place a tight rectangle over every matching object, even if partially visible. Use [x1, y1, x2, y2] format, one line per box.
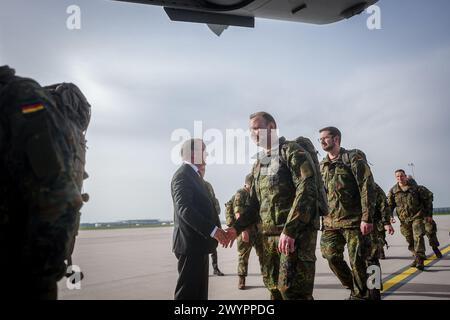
[213, 227, 239, 248]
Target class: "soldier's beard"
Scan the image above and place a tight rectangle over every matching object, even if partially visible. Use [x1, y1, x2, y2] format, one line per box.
[322, 142, 335, 152]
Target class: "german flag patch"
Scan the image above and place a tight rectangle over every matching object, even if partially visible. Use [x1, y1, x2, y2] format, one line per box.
[21, 103, 45, 114]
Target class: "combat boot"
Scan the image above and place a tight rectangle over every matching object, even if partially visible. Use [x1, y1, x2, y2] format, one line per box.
[415, 257, 424, 271]
[379, 248, 386, 260]
[238, 276, 246, 290]
[432, 246, 443, 258]
[369, 289, 381, 301]
[213, 268, 224, 276]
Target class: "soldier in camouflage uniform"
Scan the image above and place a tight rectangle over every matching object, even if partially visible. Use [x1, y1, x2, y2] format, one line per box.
[360, 183, 394, 299]
[226, 112, 320, 300]
[387, 170, 435, 270]
[368, 183, 394, 262]
[424, 219, 442, 258]
[225, 174, 263, 290]
[318, 126, 375, 300]
[198, 164, 225, 276]
[0, 66, 82, 299]
[406, 176, 442, 258]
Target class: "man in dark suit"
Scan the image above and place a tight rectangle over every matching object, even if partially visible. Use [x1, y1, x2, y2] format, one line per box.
[171, 139, 228, 300]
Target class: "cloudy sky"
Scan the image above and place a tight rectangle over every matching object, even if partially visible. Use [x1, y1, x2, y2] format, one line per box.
[1, 0, 449, 223]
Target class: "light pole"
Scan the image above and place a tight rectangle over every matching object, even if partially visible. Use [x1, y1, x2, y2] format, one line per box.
[408, 163, 415, 178]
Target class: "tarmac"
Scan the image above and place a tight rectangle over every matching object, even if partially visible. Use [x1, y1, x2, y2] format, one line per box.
[58, 215, 450, 300]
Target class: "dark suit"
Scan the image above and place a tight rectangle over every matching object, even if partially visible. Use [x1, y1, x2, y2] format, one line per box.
[171, 163, 220, 300]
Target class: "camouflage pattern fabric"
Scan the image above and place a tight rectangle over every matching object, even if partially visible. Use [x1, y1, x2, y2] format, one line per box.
[237, 225, 263, 276]
[0, 66, 82, 299]
[387, 182, 432, 258]
[319, 147, 375, 300]
[424, 219, 440, 248]
[400, 218, 426, 258]
[321, 228, 369, 299]
[261, 228, 317, 300]
[387, 183, 433, 222]
[225, 188, 263, 277]
[234, 137, 320, 300]
[364, 231, 383, 264]
[366, 184, 391, 262]
[404, 179, 440, 249]
[320, 148, 376, 229]
[211, 249, 218, 269]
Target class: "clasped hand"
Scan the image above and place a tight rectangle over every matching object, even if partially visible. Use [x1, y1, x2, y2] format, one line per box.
[213, 227, 238, 248]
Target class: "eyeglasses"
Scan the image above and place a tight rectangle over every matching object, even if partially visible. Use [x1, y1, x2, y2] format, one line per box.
[318, 135, 334, 143]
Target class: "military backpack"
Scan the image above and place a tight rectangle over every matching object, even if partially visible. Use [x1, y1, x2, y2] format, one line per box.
[44, 83, 91, 193]
[280, 136, 329, 217]
[0, 79, 91, 264]
[341, 148, 369, 168]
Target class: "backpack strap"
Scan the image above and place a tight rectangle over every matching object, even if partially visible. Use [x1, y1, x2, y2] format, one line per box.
[341, 151, 351, 167]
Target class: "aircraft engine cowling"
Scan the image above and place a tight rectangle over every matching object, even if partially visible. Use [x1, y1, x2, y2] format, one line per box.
[205, 0, 247, 5]
[113, 0, 379, 28]
[201, 0, 256, 11]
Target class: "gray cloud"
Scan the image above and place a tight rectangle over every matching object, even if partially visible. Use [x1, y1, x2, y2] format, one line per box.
[1, 0, 449, 222]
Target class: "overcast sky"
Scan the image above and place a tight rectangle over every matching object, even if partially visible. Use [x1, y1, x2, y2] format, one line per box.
[1, 0, 449, 223]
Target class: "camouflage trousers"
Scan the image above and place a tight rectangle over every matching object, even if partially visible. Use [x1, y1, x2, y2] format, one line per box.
[362, 230, 384, 299]
[211, 249, 219, 269]
[400, 218, 425, 259]
[366, 226, 386, 263]
[424, 219, 440, 248]
[321, 228, 369, 300]
[261, 228, 317, 300]
[237, 230, 263, 276]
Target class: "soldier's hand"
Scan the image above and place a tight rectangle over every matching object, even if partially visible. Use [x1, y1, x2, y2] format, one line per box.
[278, 233, 295, 255]
[213, 228, 228, 247]
[225, 227, 238, 248]
[385, 224, 395, 235]
[360, 222, 373, 236]
[242, 230, 250, 243]
[424, 217, 433, 223]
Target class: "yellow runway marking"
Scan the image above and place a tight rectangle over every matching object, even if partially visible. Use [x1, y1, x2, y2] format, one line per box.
[382, 245, 450, 293]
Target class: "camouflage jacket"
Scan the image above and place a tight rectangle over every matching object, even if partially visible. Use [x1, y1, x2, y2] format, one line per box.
[387, 182, 433, 222]
[234, 137, 320, 238]
[204, 180, 222, 226]
[225, 188, 261, 235]
[320, 148, 375, 229]
[374, 183, 391, 230]
[225, 188, 249, 227]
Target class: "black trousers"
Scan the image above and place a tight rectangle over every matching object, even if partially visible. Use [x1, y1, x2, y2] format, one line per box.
[174, 253, 209, 300]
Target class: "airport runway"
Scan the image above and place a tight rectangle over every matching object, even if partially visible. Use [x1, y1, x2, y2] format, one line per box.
[59, 215, 450, 300]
